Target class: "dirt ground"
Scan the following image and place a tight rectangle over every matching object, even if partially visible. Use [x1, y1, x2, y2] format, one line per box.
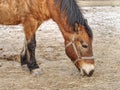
[0, 6, 120, 90]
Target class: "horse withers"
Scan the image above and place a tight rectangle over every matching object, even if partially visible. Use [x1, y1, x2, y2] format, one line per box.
[0, 0, 94, 77]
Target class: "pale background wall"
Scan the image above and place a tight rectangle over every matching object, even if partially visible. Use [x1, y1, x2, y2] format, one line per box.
[76, 0, 120, 6]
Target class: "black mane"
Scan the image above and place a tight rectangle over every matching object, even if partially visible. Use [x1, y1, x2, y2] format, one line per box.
[55, 0, 93, 38]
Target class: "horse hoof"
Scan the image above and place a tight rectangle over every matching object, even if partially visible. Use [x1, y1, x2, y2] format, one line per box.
[21, 65, 29, 71]
[32, 68, 42, 77]
[0, 63, 2, 67]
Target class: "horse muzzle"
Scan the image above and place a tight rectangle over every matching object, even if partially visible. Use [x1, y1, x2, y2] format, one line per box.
[79, 63, 95, 77]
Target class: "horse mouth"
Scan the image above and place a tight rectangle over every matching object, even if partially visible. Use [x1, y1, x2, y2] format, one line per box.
[79, 64, 95, 77]
[81, 69, 94, 77]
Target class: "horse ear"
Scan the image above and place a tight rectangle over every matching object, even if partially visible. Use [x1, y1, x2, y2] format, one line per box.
[74, 22, 79, 32]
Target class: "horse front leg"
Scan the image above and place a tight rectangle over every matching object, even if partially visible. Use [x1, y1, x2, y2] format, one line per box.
[20, 40, 27, 66]
[21, 17, 41, 76]
[26, 34, 39, 71]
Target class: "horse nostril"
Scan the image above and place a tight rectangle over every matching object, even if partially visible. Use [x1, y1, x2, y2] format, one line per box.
[88, 70, 94, 77]
[81, 69, 94, 77]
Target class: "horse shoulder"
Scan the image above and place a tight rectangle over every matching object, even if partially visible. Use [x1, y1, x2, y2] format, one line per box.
[28, 0, 51, 22]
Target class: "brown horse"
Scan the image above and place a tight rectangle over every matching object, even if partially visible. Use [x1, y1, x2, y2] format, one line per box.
[0, 0, 94, 77]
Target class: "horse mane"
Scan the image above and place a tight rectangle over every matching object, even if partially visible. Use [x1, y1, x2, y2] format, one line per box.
[55, 0, 93, 38]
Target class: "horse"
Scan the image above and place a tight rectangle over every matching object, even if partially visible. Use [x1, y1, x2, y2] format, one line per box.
[0, 0, 94, 77]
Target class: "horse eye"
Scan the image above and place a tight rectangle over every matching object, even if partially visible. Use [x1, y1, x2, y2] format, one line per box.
[82, 42, 88, 48]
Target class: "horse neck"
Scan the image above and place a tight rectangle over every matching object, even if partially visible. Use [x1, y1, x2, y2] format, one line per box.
[47, 0, 75, 40]
[54, 18, 74, 41]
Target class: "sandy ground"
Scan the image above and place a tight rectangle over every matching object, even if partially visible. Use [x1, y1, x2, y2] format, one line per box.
[0, 6, 120, 90]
